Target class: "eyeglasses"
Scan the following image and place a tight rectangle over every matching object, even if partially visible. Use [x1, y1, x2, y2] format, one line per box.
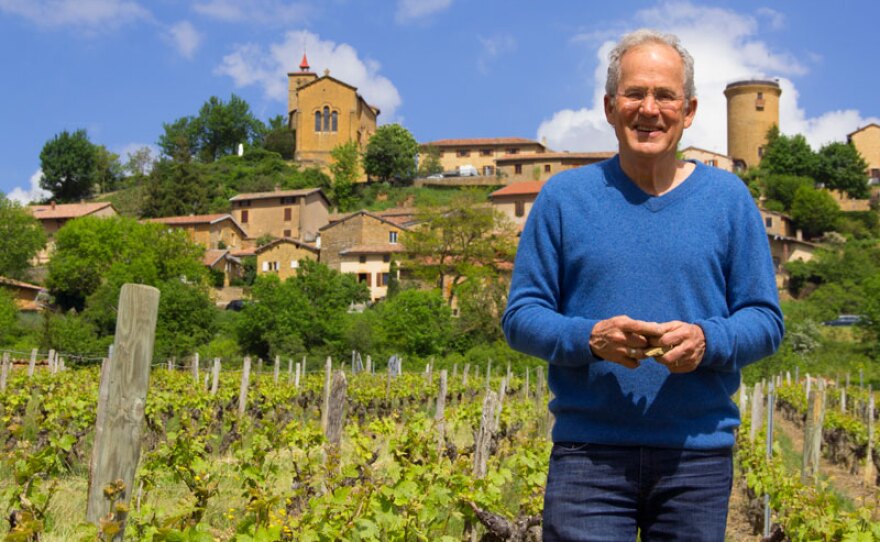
[616, 88, 684, 111]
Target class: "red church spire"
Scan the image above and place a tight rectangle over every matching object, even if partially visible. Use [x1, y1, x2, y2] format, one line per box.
[299, 53, 310, 72]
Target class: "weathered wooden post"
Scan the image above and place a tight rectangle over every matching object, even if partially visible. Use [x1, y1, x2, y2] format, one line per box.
[738, 384, 747, 410]
[257, 358, 263, 374]
[294, 362, 301, 389]
[495, 377, 507, 429]
[321, 357, 332, 433]
[750, 382, 763, 443]
[462, 363, 470, 387]
[802, 379, 826, 483]
[840, 387, 847, 413]
[58, 357, 65, 372]
[325, 371, 347, 449]
[28, 348, 37, 377]
[763, 382, 776, 539]
[0, 352, 9, 391]
[524, 368, 530, 400]
[210, 358, 221, 396]
[485, 359, 492, 390]
[436, 370, 447, 453]
[167, 358, 173, 371]
[191, 352, 199, 384]
[301, 355, 307, 376]
[366, 355, 372, 375]
[86, 284, 160, 532]
[273, 355, 280, 384]
[473, 391, 499, 479]
[238, 356, 251, 417]
[287, 358, 293, 383]
[863, 394, 876, 485]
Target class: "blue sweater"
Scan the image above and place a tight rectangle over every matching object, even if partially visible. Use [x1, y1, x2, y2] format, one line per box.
[502, 157, 784, 450]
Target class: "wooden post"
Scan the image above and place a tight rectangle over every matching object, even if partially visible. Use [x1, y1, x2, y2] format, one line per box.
[840, 387, 847, 413]
[48, 349, 56, 374]
[536, 366, 545, 406]
[750, 383, 763, 443]
[462, 363, 470, 387]
[366, 355, 372, 375]
[864, 394, 876, 485]
[506, 362, 511, 384]
[210, 358, 221, 396]
[325, 371, 347, 448]
[436, 370, 447, 453]
[191, 352, 199, 384]
[167, 358, 173, 371]
[86, 284, 160, 529]
[485, 360, 492, 390]
[257, 358, 263, 374]
[1, 352, 9, 391]
[28, 348, 37, 377]
[786, 371, 791, 386]
[287, 358, 293, 383]
[274, 355, 280, 384]
[802, 380, 826, 483]
[473, 391, 498, 479]
[302, 355, 307, 376]
[738, 384, 747, 410]
[238, 356, 251, 417]
[294, 362, 301, 389]
[58, 357, 65, 372]
[321, 357, 332, 433]
[524, 368, 530, 400]
[495, 377, 507, 429]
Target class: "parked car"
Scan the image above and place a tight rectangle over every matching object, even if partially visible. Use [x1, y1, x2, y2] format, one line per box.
[226, 299, 246, 311]
[426, 173, 444, 179]
[821, 314, 863, 326]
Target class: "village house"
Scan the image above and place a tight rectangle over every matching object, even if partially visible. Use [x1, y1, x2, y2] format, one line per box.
[0, 276, 46, 312]
[680, 146, 734, 172]
[287, 54, 379, 170]
[420, 137, 546, 177]
[758, 208, 816, 289]
[495, 151, 614, 183]
[202, 249, 244, 288]
[146, 214, 250, 251]
[319, 211, 406, 302]
[847, 123, 880, 182]
[229, 187, 330, 242]
[27, 201, 118, 264]
[489, 181, 544, 231]
[239, 238, 321, 281]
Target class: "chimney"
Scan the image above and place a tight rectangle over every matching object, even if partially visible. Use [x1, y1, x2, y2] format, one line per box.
[51, 201, 56, 210]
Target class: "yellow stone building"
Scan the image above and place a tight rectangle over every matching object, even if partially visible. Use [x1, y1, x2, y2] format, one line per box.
[724, 79, 782, 170]
[420, 137, 546, 177]
[146, 214, 250, 251]
[27, 201, 117, 264]
[680, 146, 734, 172]
[287, 54, 379, 168]
[229, 187, 330, 242]
[847, 123, 880, 181]
[496, 151, 614, 182]
[252, 238, 320, 281]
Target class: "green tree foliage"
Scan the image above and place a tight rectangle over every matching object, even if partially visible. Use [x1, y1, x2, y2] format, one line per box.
[236, 260, 369, 357]
[386, 259, 400, 298]
[39, 129, 98, 202]
[760, 125, 818, 178]
[404, 190, 517, 305]
[374, 289, 452, 357]
[159, 94, 265, 163]
[142, 159, 216, 218]
[790, 185, 839, 239]
[816, 142, 869, 199]
[363, 124, 419, 183]
[263, 115, 295, 160]
[452, 275, 509, 350]
[93, 145, 124, 194]
[0, 195, 47, 280]
[42, 309, 105, 357]
[762, 174, 814, 211]
[0, 289, 17, 346]
[860, 275, 880, 347]
[152, 278, 217, 361]
[329, 141, 360, 211]
[417, 145, 443, 177]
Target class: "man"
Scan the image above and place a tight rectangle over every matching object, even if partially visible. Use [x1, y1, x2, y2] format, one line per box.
[502, 29, 783, 541]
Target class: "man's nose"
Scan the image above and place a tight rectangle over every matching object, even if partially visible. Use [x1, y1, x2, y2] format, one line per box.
[639, 94, 660, 115]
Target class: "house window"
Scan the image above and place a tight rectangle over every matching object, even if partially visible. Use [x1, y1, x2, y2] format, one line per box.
[359, 255, 367, 264]
[706, 159, 717, 167]
[756, 91, 765, 111]
[389, 231, 398, 244]
[514, 164, 523, 174]
[544, 164, 551, 173]
[870, 168, 880, 179]
[765, 217, 773, 228]
[323, 107, 330, 131]
[506, 148, 519, 155]
[358, 272, 370, 286]
[515, 201, 525, 217]
[284, 208, 292, 221]
[483, 165, 494, 176]
[238, 200, 251, 207]
[291, 260, 299, 269]
[379, 273, 390, 286]
[383, 254, 390, 263]
[262, 261, 269, 272]
[315, 111, 321, 132]
[758, 146, 765, 158]
[281, 196, 298, 204]
[331, 111, 338, 132]
[241, 210, 249, 224]
[480, 149, 492, 156]
[457, 149, 470, 157]
[283, 229, 291, 237]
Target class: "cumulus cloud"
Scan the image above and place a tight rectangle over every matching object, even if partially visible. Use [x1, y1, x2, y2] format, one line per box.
[756, 7, 786, 30]
[7, 170, 50, 204]
[0, 0, 150, 30]
[537, 1, 876, 155]
[215, 30, 403, 122]
[192, 0, 312, 26]
[477, 34, 517, 74]
[164, 20, 202, 59]
[395, 0, 453, 23]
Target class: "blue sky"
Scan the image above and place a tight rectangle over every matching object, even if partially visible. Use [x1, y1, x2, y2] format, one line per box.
[2, 0, 878, 201]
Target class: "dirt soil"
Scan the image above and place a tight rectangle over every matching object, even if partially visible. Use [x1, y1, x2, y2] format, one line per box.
[726, 476, 761, 541]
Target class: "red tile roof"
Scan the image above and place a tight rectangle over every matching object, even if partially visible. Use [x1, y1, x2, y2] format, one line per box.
[495, 151, 615, 163]
[229, 187, 325, 202]
[490, 181, 545, 198]
[422, 137, 543, 147]
[147, 214, 229, 225]
[0, 276, 44, 291]
[203, 249, 229, 267]
[28, 202, 115, 220]
[339, 244, 406, 255]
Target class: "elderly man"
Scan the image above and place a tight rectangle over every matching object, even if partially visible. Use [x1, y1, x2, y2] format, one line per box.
[502, 29, 783, 541]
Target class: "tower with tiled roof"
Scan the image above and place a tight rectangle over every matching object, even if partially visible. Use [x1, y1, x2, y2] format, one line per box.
[287, 52, 318, 128]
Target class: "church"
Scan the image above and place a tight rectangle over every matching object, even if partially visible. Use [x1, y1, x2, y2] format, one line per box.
[286, 54, 380, 168]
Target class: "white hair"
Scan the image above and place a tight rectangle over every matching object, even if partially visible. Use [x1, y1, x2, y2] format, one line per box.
[605, 29, 696, 101]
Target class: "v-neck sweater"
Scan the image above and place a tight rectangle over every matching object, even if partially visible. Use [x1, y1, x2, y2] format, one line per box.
[502, 156, 784, 450]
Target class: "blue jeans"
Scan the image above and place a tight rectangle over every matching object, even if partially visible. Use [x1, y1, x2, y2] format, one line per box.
[543, 443, 733, 541]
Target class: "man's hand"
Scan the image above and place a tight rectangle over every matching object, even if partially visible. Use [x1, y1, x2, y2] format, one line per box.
[589, 316, 663, 369]
[649, 321, 706, 373]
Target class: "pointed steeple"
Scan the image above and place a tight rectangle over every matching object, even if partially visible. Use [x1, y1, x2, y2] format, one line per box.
[299, 53, 310, 72]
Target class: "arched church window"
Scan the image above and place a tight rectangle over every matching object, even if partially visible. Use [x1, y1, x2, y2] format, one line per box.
[331, 111, 338, 132]
[323, 107, 330, 132]
[314, 111, 321, 132]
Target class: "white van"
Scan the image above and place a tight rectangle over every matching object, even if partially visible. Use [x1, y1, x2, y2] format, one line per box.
[459, 164, 478, 177]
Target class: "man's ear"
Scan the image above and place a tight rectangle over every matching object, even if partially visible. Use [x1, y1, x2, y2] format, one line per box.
[604, 94, 615, 124]
[683, 97, 698, 128]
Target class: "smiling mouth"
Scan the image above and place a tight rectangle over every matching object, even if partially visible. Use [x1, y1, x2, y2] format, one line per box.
[634, 126, 662, 134]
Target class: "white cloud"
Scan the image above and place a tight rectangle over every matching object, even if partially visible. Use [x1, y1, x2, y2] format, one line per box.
[7, 170, 50, 204]
[192, 0, 312, 25]
[477, 34, 516, 74]
[756, 7, 786, 30]
[0, 0, 150, 30]
[537, 1, 876, 156]
[395, 0, 453, 23]
[215, 30, 403, 122]
[164, 20, 202, 59]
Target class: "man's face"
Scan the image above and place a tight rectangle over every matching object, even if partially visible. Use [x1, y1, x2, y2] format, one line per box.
[604, 43, 697, 161]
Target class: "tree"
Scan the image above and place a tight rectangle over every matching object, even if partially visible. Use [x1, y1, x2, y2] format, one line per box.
[453, 274, 510, 349]
[403, 190, 517, 305]
[39, 129, 98, 202]
[417, 145, 443, 177]
[362, 124, 419, 183]
[816, 142, 869, 199]
[329, 141, 360, 211]
[142, 159, 216, 218]
[0, 195, 46, 280]
[93, 145, 124, 194]
[790, 185, 839, 239]
[374, 289, 452, 357]
[158, 117, 199, 161]
[0, 289, 17, 347]
[760, 125, 818, 178]
[124, 146, 156, 178]
[263, 115, 295, 160]
[762, 174, 814, 211]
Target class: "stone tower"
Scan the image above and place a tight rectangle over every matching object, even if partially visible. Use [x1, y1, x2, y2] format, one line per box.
[287, 53, 318, 128]
[724, 79, 781, 170]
